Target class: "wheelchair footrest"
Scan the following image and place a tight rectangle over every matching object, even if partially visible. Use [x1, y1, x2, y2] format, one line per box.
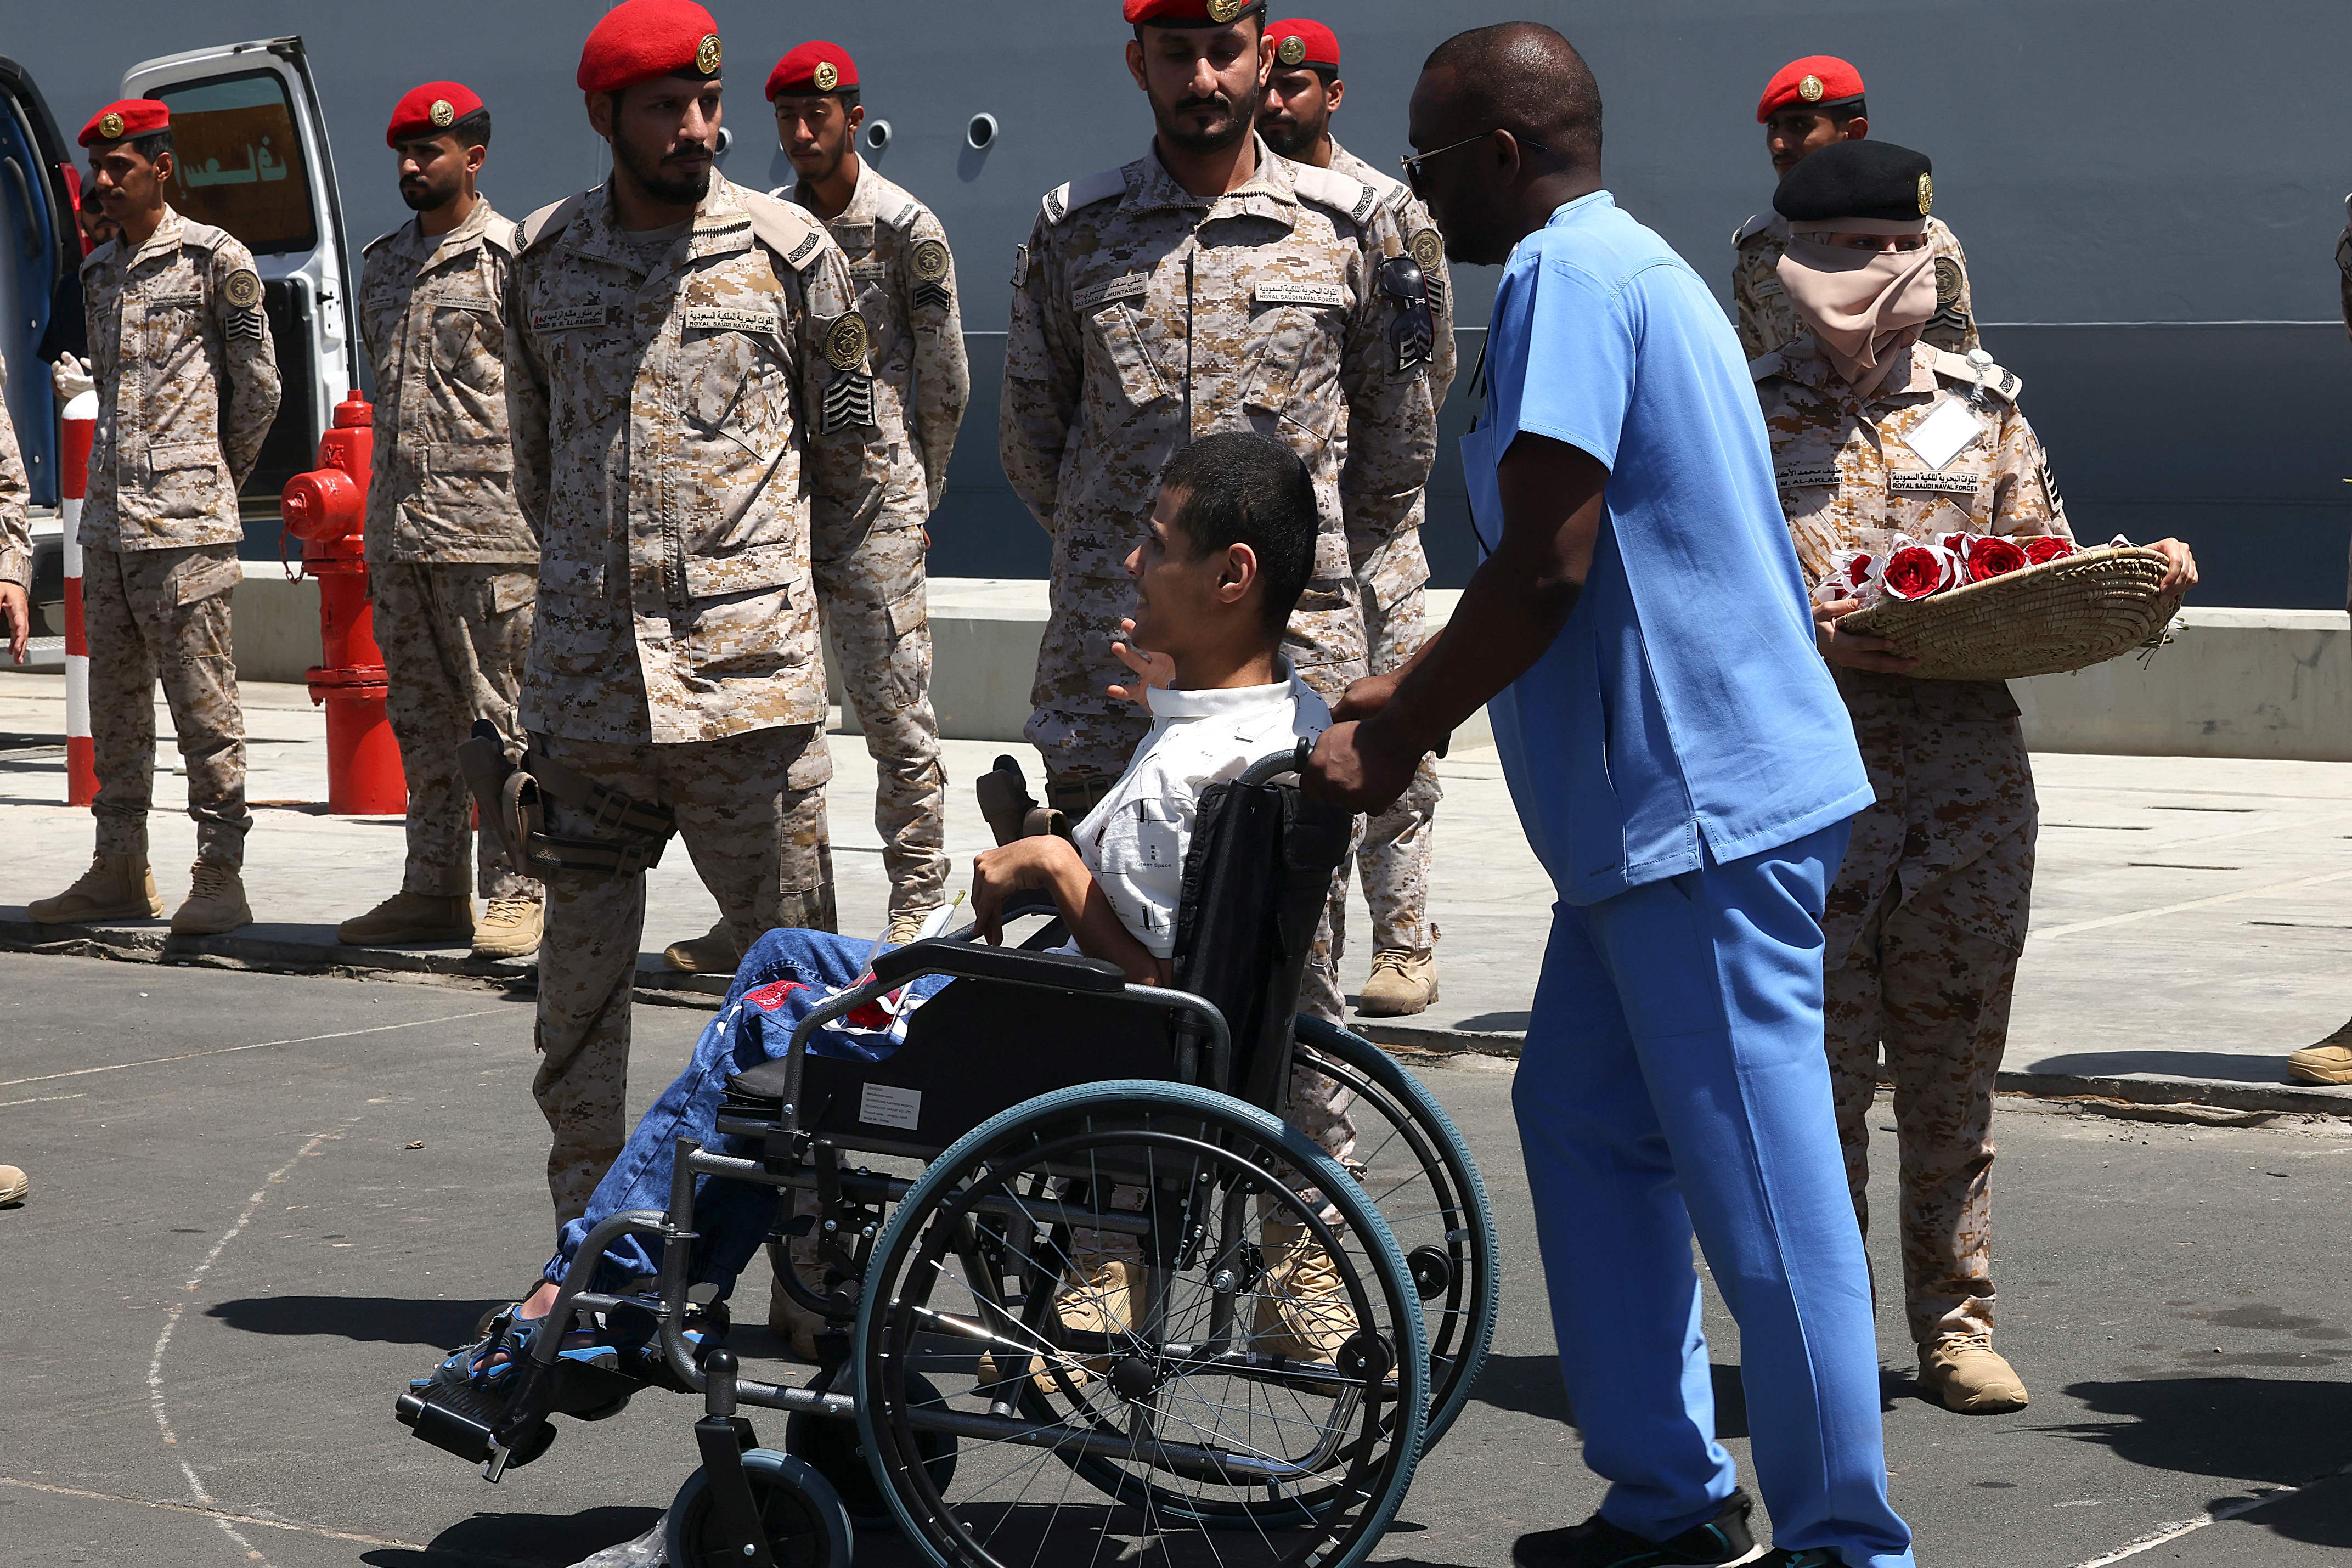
[395, 1382, 557, 1477]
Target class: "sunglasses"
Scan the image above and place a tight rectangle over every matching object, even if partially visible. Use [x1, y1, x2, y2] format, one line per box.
[1400, 128, 1551, 197]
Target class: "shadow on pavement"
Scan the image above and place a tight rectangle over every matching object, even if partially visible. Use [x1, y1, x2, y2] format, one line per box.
[207, 1294, 504, 1348]
[2056, 1377, 2352, 1548]
[1467, 1352, 1752, 1439]
[362, 1507, 663, 1568]
[2022, 1050, 2300, 1085]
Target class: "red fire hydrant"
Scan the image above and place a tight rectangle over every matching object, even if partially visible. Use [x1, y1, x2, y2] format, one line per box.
[280, 394, 408, 815]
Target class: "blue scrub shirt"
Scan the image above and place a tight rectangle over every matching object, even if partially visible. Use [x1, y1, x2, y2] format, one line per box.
[1465, 192, 1871, 904]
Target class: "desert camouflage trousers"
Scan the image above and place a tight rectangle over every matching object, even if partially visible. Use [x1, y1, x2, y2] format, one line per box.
[1352, 576, 1440, 954]
[1824, 830, 2030, 1348]
[533, 724, 838, 1223]
[815, 514, 946, 915]
[372, 563, 540, 902]
[83, 541, 249, 866]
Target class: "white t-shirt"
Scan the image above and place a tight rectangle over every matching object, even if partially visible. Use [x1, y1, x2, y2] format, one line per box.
[1070, 665, 1332, 959]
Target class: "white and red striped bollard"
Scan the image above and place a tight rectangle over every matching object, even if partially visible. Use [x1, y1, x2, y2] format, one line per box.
[59, 393, 96, 806]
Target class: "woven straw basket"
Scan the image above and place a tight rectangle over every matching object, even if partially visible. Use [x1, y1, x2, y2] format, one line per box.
[1838, 545, 2177, 681]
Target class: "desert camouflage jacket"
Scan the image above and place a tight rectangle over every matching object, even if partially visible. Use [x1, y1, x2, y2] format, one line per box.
[1002, 137, 1439, 689]
[506, 173, 895, 745]
[784, 160, 968, 522]
[358, 196, 537, 563]
[80, 205, 281, 551]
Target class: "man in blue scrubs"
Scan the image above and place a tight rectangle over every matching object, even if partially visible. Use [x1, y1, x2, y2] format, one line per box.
[1306, 22, 1911, 1568]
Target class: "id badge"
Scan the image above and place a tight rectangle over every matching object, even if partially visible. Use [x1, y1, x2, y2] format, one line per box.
[1902, 395, 1985, 471]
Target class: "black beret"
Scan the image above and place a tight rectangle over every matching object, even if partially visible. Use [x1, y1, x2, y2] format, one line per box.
[1773, 139, 1934, 224]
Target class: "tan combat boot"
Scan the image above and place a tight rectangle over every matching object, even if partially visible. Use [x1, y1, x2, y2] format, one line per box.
[1357, 949, 1438, 1017]
[171, 860, 252, 937]
[663, 918, 740, 974]
[2287, 1018, 2352, 1086]
[885, 906, 939, 946]
[338, 890, 472, 946]
[27, 854, 162, 923]
[0, 1164, 27, 1206]
[978, 1254, 1148, 1395]
[1919, 1332, 2029, 1413]
[471, 896, 544, 959]
[1253, 1215, 1360, 1368]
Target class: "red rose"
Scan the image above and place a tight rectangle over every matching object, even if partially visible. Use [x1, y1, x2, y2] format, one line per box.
[2022, 536, 2075, 565]
[1844, 554, 1877, 589]
[1964, 535, 2029, 583]
[1881, 544, 1954, 601]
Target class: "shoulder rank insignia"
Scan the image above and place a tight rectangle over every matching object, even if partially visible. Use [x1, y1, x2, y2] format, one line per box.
[819, 367, 876, 433]
[1377, 253, 1433, 374]
[824, 311, 871, 371]
[1011, 242, 1030, 289]
[910, 238, 953, 312]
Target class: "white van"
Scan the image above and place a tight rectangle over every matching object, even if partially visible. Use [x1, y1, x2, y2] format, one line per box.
[0, 37, 352, 642]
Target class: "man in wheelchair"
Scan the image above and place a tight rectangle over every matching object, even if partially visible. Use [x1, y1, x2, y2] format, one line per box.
[411, 431, 1352, 1410]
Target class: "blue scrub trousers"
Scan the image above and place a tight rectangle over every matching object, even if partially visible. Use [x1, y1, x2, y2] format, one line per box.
[1513, 820, 1914, 1568]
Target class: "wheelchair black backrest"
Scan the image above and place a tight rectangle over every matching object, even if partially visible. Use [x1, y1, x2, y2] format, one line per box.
[777, 768, 1350, 1153]
[1170, 774, 1354, 1115]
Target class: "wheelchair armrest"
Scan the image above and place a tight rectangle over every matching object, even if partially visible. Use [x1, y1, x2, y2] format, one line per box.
[870, 937, 1127, 994]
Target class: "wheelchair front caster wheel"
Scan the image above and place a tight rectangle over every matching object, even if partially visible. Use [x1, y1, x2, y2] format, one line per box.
[786, 1364, 957, 1526]
[665, 1448, 852, 1567]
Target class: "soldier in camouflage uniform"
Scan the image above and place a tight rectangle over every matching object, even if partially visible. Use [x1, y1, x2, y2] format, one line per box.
[1003, 0, 1439, 1033]
[774, 42, 966, 940]
[0, 376, 29, 664]
[510, 0, 894, 1223]
[340, 82, 545, 962]
[1734, 55, 1981, 360]
[31, 99, 281, 937]
[1756, 140, 2195, 1415]
[1261, 15, 1452, 1017]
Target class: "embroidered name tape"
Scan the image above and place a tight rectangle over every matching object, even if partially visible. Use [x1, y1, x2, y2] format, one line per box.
[149, 290, 205, 308]
[534, 303, 617, 331]
[1076, 274, 1148, 312]
[848, 260, 886, 280]
[1774, 466, 1841, 489]
[684, 305, 772, 333]
[1888, 470, 1982, 495]
[1254, 280, 1348, 309]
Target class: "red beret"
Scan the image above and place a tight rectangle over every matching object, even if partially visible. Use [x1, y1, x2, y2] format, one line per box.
[576, 0, 724, 95]
[1266, 18, 1338, 71]
[766, 42, 858, 100]
[386, 81, 485, 147]
[1124, 0, 1266, 25]
[79, 99, 168, 149]
[1757, 55, 1866, 123]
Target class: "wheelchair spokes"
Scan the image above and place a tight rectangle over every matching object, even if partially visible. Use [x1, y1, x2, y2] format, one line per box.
[855, 1082, 1424, 1567]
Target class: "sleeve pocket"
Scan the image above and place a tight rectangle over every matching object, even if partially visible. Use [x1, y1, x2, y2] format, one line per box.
[491, 571, 537, 615]
[148, 441, 221, 475]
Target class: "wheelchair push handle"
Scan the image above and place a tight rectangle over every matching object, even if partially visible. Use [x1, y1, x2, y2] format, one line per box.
[1239, 738, 1315, 787]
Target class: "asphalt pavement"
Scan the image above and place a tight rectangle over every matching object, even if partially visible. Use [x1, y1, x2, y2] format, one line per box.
[4, 954, 2351, 1567]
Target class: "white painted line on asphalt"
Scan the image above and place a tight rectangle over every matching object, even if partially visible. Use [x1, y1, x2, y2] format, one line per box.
[148, 1130, 339, 1568]
[2036, 869, 2352, 941]
[0, 1007, 507, 1088]
[0, 1091, 84, 1108]
[2071, 1463, 2352, 1566]
[0, 1476, 430, 1552]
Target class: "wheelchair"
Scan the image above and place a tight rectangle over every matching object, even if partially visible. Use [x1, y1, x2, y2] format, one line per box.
[397, 746, 1498, 1568]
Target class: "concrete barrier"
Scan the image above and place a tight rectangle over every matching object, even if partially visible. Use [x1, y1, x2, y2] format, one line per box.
[2013, 608, 2350, 762]
[197, 571, 2350, 762]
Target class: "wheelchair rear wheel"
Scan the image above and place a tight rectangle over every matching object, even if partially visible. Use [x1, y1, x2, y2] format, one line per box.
[664, 1448, 852, 1568]
[1289, 1017, 1498, 1448]
[854, 1079, 1426, 1567]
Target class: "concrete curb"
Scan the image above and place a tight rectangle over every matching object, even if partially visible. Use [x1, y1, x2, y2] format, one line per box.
[12, 915, 2346, 1122]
